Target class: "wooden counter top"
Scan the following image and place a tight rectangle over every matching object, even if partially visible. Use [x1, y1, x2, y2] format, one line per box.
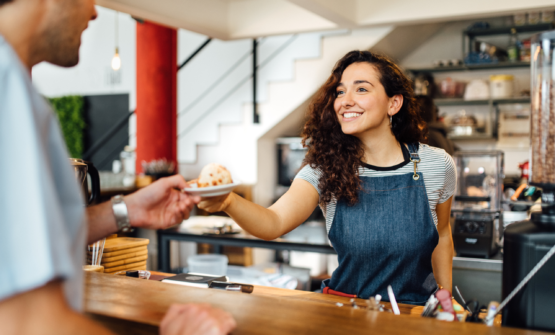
[84, 272, 549, 335]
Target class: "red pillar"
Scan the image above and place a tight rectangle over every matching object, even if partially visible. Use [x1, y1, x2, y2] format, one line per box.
[136, 21, 177, 174]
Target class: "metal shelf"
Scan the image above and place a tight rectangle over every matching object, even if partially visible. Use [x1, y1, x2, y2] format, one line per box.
[464, 23, 554, 37]
[435, 97, 530, 106]
[407, 62, 530, 74]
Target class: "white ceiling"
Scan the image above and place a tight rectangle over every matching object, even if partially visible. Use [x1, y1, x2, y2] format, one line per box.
[96, 0, 555, 39]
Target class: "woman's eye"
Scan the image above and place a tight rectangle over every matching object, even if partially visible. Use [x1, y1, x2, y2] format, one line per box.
[336, 90, 344, 96]
[357, 87, 368, 92]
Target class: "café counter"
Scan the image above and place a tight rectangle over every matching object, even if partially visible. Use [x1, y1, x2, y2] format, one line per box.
[84, 272, 551, 335]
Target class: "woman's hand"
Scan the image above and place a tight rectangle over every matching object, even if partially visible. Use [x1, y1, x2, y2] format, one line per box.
[198, 193, 235, 213]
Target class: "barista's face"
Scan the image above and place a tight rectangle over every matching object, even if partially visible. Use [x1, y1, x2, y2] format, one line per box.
[333, 62, 402, 137]
[39, 0, 97, 67]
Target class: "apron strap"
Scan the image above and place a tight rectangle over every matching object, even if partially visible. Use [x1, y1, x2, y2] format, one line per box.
[407, 143, 421, 181]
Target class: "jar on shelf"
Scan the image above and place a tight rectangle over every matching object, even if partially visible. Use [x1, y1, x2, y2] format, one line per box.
[541, 10, 554, 24]
[514, 13, 526, 26]
[528, 11, 541, 25]
[490, 75, 514, 99]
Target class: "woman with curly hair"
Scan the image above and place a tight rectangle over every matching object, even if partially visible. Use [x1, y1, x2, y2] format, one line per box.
[199, 50, 456, 305]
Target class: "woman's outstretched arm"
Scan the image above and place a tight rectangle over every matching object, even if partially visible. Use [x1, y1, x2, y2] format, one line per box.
[198, 179, 319, 240]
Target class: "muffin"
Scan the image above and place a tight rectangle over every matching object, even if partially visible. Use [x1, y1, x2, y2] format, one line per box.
[197, 163, 233, 188]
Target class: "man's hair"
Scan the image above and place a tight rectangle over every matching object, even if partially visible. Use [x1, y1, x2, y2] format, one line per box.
[0, 0, 14, 5]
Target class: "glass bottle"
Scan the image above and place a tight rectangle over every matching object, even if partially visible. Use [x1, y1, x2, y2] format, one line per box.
[508, 28, 520, 62]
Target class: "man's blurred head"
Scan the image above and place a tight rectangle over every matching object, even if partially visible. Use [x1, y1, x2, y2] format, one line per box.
[38, 0, 97, 67]
[0, 0, 97, 67]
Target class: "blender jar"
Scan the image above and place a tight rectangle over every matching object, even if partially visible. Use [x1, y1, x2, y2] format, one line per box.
[530, 31, 555, 187]
[530, 30, 555, 222]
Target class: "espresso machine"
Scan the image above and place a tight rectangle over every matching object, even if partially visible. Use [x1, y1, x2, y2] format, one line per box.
[451, 151, 504, 258]
[69, 158, 101, 205]
[502, 30, 555, 332]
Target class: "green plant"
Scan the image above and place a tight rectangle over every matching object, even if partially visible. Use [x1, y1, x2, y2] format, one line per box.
[48, 95, 85, 158]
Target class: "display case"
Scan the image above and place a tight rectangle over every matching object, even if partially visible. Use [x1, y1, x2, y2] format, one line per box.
[452, 151, 504, 212]
[451, 151, 504, 258]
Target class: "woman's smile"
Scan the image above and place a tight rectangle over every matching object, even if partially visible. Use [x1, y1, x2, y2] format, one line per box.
[342, 111, 364, 121]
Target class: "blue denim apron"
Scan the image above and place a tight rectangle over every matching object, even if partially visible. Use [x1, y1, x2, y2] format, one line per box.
[322, 143, 439, 305]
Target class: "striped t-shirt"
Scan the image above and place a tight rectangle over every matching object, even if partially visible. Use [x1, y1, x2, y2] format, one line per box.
[295, 143, 457, 233]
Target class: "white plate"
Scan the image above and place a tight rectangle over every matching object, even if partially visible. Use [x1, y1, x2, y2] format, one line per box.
[183, 182, 240, 197]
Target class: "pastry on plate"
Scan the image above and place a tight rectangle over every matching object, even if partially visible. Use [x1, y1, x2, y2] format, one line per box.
[197, 163, 233, 188]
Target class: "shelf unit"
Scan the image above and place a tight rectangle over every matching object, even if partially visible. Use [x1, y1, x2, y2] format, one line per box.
[405, 24, 551, 141]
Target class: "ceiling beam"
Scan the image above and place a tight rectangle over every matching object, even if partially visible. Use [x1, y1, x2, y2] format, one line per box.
[96, 0, 230, 40]
[228, 0, 338, 39]
[286, 0, 357, 28]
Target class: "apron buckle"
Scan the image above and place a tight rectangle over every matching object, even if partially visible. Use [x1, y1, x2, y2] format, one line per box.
[410, 157, 420, 180]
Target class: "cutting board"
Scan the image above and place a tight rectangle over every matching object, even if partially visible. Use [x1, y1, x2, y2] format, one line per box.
[101, 238, 149, 253]
[89, 245, 148, 258]
[87, 249, 148, 263]
[103, 261, 147, 273]
[100, 255, 148, 268]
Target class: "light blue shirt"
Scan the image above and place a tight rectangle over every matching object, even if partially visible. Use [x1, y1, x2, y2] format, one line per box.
[0, 35, 86, 311]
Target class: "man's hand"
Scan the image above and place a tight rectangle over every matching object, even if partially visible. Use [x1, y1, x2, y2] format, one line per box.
[160, 303, 236, 335]
[125, 175, 201, 230]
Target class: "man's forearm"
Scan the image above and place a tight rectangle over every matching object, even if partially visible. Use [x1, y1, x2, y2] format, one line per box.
[0, 280, 115, 335]
[86, 201, 118, 244]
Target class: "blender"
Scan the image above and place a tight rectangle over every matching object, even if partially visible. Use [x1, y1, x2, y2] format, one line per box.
[502, 30, 555, 332]
[69, 158, 101, 205]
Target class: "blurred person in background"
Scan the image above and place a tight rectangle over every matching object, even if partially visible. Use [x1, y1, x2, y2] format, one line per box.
[415, 95, 456, 156]
[0, 0, 235, 334]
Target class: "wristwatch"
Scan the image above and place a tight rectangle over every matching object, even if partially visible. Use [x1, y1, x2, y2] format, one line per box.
[111, 195, 132, 232]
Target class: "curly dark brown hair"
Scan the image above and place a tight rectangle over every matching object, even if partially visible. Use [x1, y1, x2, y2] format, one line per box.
[301, 50, 427, 206]
[0, 0, 13, 6]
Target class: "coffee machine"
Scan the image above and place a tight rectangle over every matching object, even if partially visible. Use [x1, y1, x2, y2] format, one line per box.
[451, 151, 504, 258]
[69, 158, 100, 205]
[502, 30, 555, 332]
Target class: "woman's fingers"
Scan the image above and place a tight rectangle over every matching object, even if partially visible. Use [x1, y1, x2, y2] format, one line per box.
[198, 194, 231, 212]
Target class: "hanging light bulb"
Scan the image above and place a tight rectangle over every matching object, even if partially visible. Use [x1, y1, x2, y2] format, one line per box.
[111, 11, 121, 71]
[111, 47, 121, 71]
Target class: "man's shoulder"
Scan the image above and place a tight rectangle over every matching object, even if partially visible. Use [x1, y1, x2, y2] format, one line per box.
[0, 37, 23, 74]
[0, 37, 33, 99]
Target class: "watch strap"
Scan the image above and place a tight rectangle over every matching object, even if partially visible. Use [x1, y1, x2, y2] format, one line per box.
[111, 195, 132, 232]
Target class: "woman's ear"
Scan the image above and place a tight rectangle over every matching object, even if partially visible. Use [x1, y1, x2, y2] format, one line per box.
[388, 94, 403, 116]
